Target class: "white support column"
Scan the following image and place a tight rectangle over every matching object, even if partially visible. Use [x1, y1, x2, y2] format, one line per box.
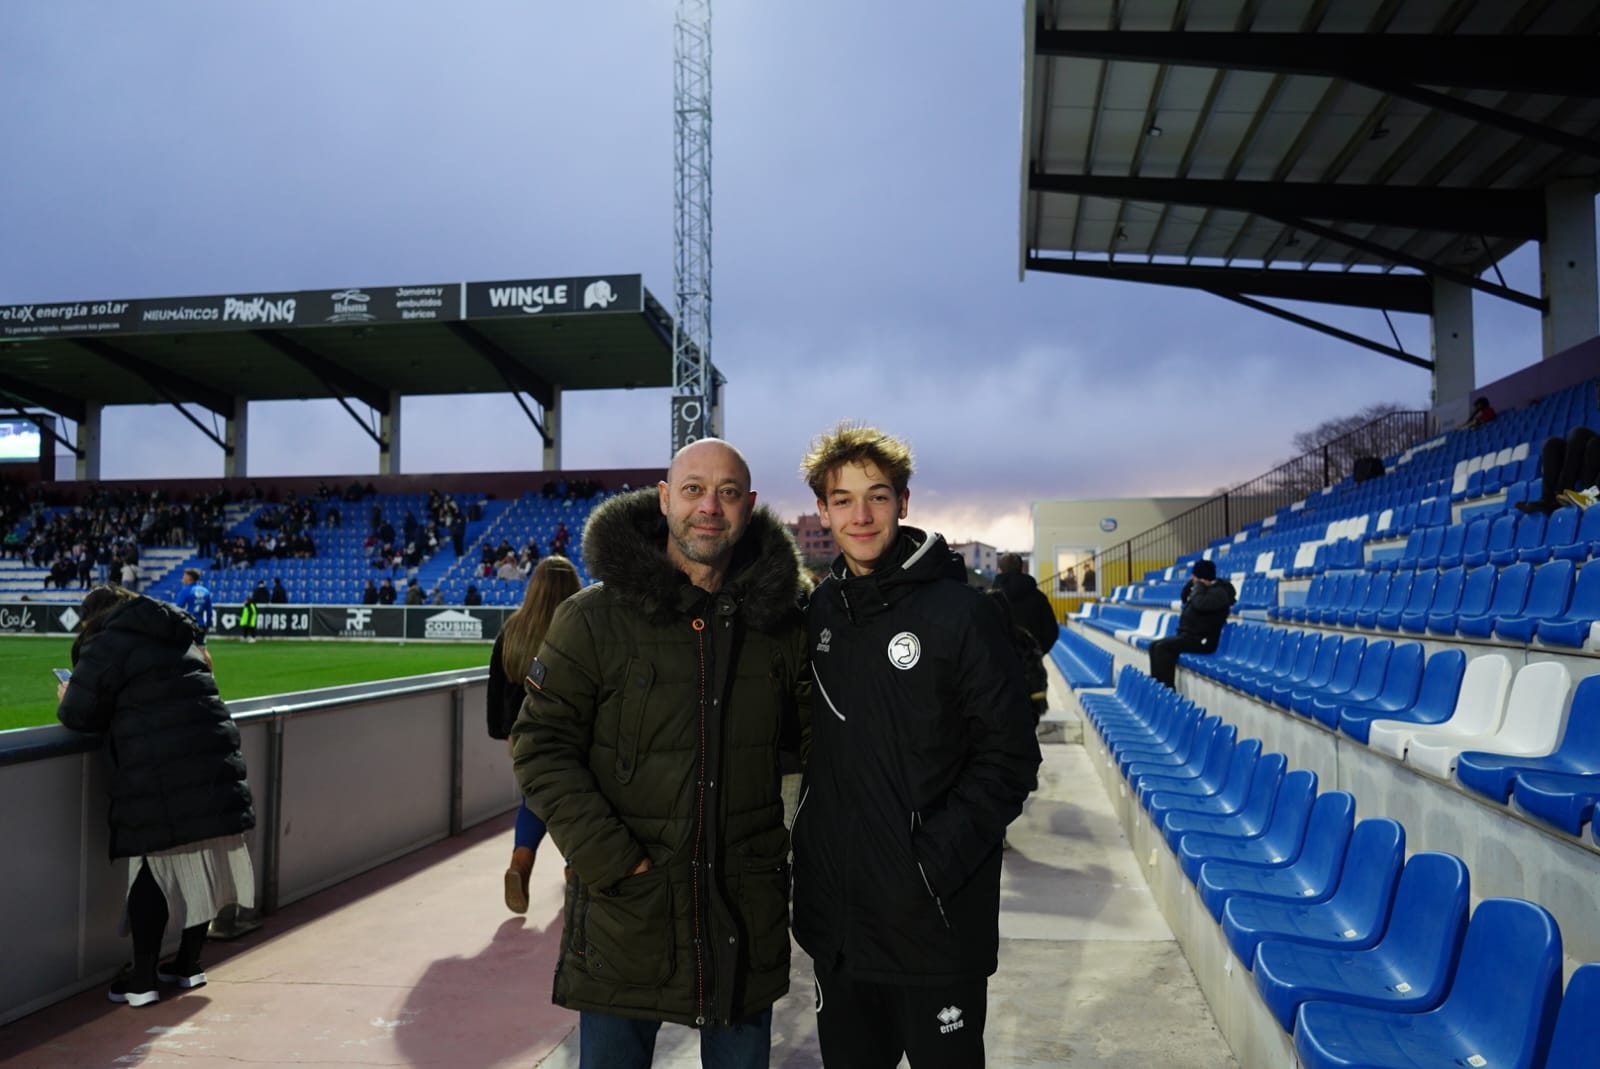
[1430, 277, 1477, 424]
[541, 386, 562, 471]
[224, 397, 249, 479]
[1541, 179, 1599, 357]
[379, 393, 403, 475]
[76, 402, 102, 482]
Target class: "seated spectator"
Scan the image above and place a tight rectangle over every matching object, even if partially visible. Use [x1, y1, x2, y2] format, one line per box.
[361, 579, 379, 605]
[1148, 560, 1236, 688]
[429, 587, 445, 606]
[404, 579, 424, 606]
[377, 578, 397, 605]
[496, 553, 523, 581]
[1459, 396, 1496, 430]
[463, 584, 482, 606]
[1518, 424, 1600, 513]
[270, 578, 288, 604]
[251, 581, 270, 604]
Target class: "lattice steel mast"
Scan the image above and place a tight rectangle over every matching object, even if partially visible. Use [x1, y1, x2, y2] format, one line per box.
[671, 0, 715, 451]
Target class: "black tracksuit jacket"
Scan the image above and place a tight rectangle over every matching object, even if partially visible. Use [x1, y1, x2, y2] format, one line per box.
[793, 528, 1042, 983]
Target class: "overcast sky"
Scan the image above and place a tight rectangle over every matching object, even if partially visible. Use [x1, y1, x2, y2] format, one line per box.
[0, 2, 1568, 551]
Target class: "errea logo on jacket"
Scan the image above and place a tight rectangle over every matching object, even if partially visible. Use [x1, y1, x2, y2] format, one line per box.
[815, 627, 832, 654]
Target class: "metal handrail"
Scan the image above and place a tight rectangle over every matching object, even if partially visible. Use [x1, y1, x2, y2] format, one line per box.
[1047, 410, 1433, 600]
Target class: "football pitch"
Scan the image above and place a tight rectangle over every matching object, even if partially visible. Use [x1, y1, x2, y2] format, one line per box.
[0, 637, 492, 733]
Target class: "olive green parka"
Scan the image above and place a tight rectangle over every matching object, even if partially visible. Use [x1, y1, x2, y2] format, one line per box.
[511, 489, 810, 1027]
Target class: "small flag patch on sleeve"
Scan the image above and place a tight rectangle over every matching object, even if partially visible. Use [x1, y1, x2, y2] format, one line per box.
[525, 658, 547, 690]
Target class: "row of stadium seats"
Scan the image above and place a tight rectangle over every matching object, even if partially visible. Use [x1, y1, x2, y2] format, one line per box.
[1081, 667, 1592, 1068]
[1270, 558, 1600, 647]
[1184, 626, 1600, 842]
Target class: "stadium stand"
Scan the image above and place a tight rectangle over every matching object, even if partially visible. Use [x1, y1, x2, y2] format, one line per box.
[1057, 377, 1600, 1069]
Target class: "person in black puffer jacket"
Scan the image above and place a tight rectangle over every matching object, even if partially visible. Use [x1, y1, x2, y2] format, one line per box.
[796, 423, 1042, 1069]
[57, 586, 255, 1009]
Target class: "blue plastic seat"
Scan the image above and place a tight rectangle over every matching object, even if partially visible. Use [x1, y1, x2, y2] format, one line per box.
[1413, 524, 1450, 570]
[1123, 719, 1232, 781]
[1512, 770, 1600, 835]
[1456, 560, 1533, 638]
[1376, 570, 1434, 631]
[1221, 817, 1406, 966]
[1158, 753, 1288, 848]
[1138, 736, 1262, 813]
[1544, 961, 1600, 1069]
[1357, 570, 1412, 630]
[1316, 573, 1359, 626]
[1462, 513, 1507, 568]
[1319, 641, 1424, 732]
[1339, 647, 1466, 744]
[1337, 572, 1388, 630]
[1338, 574, 1385, 628]
[1308, 639, 1393, 726]
[1292, 898, 1563, 1069]
[1290, 637, 1368, 716]
[1198, 816, 1402, 923]
[1271, 633, 1342, 709]
[1427, 564, 1496, 636]
[1435, 518, 1476, 569]
[1402, 566, 1462, 634]
[1490, 510, 1543, 566]
[1551, 504, 1600, 562]
[1534, 558, 1600, 647]
[1521, 505, 1580, 564]
[1252, 852, 1470, 1033]
[1173, 773, 1330, 883]
[1492, 558, 1575, 643]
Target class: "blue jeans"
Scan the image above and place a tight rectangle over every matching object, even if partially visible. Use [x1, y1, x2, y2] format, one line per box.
[514, 798, 547, 852]
[578, 1008, 772, 1069]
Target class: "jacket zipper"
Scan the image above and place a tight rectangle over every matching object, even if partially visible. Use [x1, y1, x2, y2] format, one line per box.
[691, 617, 708, 1024]
[910, 812, 950, 929]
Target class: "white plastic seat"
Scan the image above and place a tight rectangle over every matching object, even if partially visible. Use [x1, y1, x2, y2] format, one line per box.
[1406, 660, 1570, 780]
[1368, 654, 1513, 761]
[1115, 610, 1162, 644]
[1510, 441, 1530, 463]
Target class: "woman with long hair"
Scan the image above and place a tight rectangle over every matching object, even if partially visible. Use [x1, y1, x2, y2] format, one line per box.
[56, 585, 255, 1007]
[486, 554, 581, 912]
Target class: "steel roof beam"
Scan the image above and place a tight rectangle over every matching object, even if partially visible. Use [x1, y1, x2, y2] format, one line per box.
[1276, 216, 1545, 310]
[0, 372, 85, 424]
[443, 323, 555, 411]
[251, 331, 391, 415]
[1030, 173, 1544, 240]
[69, 339, 234, 417]
[1213, 292, 1433, 371]
[1025, 256, 1433, 313]
[1035, 30, 1600, 98]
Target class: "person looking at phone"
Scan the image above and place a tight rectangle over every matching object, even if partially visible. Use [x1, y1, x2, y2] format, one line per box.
[56, 585, 255, 1007]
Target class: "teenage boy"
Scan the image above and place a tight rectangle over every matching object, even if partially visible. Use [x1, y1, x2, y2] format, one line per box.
[794, 422, 1041, 1068]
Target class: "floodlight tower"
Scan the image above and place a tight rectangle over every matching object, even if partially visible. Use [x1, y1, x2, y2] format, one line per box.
[670, 0, 716, 452]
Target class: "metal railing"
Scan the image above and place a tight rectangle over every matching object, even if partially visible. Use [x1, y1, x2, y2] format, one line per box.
[1056, 410, 1433, 601]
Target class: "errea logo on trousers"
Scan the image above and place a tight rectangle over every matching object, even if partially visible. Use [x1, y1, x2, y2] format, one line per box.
[937, 1005, 964, 1034]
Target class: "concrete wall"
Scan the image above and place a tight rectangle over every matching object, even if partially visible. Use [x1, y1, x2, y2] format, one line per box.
[0, 668, 514, 1027]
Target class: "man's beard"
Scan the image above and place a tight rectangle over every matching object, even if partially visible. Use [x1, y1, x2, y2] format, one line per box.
[669, 515, 734, 564]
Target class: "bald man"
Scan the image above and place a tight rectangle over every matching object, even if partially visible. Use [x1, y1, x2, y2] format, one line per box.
[512, 440, 811, 1069]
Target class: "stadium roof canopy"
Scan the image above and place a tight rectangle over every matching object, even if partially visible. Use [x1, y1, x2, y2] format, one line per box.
[1021, 0, 1600, 369]
[0, 274, 679, 425]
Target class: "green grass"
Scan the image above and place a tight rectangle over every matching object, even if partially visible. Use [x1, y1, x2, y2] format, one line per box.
[0, 637, 492, 733]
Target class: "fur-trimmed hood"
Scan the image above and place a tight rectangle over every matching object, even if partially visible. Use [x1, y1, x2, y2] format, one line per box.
[581, 488, 805, 632]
